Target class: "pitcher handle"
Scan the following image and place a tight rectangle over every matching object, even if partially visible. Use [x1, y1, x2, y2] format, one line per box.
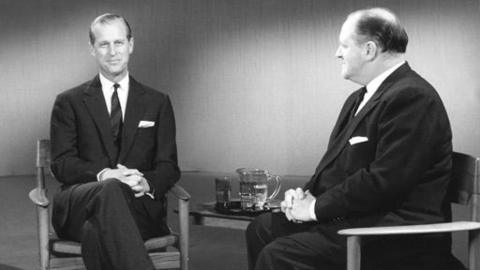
[267, 175, 281, 201]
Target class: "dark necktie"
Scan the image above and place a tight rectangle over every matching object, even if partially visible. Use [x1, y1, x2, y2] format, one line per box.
[110, 83, 123, 147]
[350, 87, 367, 119]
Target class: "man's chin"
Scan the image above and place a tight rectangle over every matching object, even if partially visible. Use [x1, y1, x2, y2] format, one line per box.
[108, 67, 123, 75]
[339, 68, 348, 78]
[102, 68, 127, 79]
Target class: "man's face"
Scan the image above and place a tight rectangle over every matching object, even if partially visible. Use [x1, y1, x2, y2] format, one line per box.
[90, 19, 133, 81]
[335, 18, 366, 83]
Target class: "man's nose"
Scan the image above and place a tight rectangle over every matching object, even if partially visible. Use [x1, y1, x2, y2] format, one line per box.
[108, 45, 116, 56]
[335, 47, 342, 58]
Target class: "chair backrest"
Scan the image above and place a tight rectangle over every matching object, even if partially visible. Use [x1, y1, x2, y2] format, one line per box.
[450, 153, 480, 270]
[36, 139, 51, 168]
[448, 152, 480, 222]
[36, 139, 51, 189]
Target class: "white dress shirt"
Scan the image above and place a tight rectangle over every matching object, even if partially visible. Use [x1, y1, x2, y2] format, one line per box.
[355, 61, 406, 115]
[99, 72, 129, 120]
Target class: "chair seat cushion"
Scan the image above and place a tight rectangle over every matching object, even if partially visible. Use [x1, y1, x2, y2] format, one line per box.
[50, 233, 178, 255]
[145, 233, 178, 250]
[51, 239, 82, 255]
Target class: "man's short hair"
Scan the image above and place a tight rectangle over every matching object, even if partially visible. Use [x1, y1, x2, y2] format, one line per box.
[350, 7, 408, 53]
[89, 13, 132, 45]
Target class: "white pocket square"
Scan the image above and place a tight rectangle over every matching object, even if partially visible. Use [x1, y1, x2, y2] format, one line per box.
[349, 136, 368, 145]
[138, 120, 155, 128]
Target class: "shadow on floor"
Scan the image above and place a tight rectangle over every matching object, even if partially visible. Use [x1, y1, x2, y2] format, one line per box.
[0, 264, 23, 270]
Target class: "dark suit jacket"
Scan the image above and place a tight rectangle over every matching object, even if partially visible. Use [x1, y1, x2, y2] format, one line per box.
[305, 63, 452, 229]
[50, 75, 180, 230]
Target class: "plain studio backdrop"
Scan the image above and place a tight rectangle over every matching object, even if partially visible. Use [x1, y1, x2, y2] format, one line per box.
[0, 0, 479, 177]
[0, 1, 479, 269]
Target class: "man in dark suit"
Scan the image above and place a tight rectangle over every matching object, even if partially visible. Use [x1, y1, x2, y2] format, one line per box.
[50, 13, 180, 270]
[246, 7, 461, 270]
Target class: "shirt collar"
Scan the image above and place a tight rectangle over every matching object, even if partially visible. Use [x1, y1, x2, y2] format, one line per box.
[99, 72, 129, 92]
[365, 61, 405, 94]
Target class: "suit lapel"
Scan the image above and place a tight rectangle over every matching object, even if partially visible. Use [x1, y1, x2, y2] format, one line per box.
[118, 77, 147, 162]
[305, 93, 360, 190]
[329, 95, 357, 142]
[311, 63, 412, 182]
[82, 76, 118, 165]
[319, 97, 380, 169]
[309, 89, 368, 182]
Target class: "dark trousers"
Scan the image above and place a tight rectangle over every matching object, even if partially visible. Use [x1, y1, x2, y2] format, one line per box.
[246, 212, 465, 270]
[246, 212, 347, 270]
[52, 179, 169, 270]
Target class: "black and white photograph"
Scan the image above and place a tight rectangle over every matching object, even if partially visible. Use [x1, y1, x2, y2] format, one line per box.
[0, 0, 479, 269]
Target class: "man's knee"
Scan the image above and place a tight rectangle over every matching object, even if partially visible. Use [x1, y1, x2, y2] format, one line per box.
[255, 241, 288, 269]
[98, 178, 132, 196]
[85, 179, 134, 212]
[246, 218, 258, 243]
[246, 213, 272, 245]
[260, 242, 282, 258]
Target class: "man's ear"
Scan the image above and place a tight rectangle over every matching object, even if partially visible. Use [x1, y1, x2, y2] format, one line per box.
[89, 42, 95, 57]
[363, 41, 378, 61]
[128, 37, 134, 54]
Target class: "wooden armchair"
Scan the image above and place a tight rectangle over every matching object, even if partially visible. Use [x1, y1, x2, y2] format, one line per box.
[29, 139, 191, 270]
[338, 152, 480, 270]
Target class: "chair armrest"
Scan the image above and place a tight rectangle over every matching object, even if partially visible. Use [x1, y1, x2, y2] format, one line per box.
[169, 184, 191, 201]
[28, 188, 49, 207]
[338, 221, 480, 236]
[170, 184, 190, 267]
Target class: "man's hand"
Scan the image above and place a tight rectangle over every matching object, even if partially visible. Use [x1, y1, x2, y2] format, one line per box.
[98, 167, 130, 182]
[280, 188, 316, 223]
[289, 190, 315, 222]
[99, 164, 150, 197]
[281, 188, 305, 222]
[116, 164, 150, 197]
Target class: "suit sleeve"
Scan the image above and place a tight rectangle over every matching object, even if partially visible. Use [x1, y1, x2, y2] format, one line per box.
[142, 95, 181, 198]
[50, 94, 108, 184]
[313, 86, 451, 220]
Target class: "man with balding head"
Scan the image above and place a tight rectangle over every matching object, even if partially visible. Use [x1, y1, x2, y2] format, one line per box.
[246, 7, 462, 270]
[50, 13, 180, 270]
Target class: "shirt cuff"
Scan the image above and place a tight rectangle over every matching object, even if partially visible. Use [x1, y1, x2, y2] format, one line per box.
[97, 168, 110, 181]
[144, 179, 155, 199]
[145, 191, 155, 199]
[309, 198, 317, 221]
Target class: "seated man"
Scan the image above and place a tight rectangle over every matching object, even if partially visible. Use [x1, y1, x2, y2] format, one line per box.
[246, 7, 463, 270]
[50, 13, 180, 270]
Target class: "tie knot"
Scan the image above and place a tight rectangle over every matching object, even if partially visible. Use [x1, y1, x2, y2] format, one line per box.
[113, 83, 120, 91]
[360, 86, 367, 97]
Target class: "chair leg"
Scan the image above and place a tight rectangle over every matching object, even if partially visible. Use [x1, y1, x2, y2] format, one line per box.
[468, 230, 480, 270]
[346, 236, 361, 270]
[37, 206, 50, 270]
[178, 199, 189, 270]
